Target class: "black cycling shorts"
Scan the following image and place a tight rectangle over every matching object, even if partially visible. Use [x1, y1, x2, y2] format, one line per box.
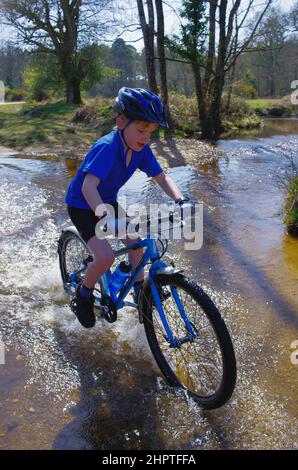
[67, 202, 128, 243]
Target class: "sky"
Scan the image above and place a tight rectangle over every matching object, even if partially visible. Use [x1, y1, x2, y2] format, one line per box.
[120, 0, 297, 51]
[0, 0, 296, 52]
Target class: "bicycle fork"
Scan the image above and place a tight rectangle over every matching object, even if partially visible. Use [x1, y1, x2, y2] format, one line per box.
[149, 278, 198, 349]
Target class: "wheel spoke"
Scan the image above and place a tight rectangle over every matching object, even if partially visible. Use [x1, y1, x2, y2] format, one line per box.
[145, 279, 226, 398]
[59, 233, 94, 297]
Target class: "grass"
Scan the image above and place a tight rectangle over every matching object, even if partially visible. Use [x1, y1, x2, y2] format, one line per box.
[284, 176, 298, 236]
[0, 94, 268, 149]
[246, 98, 283, 110]
[223, 115, 261, 132]
[246, 97, 297, 116]
[0, 100, 100, 148]
[21, 101, 78, 119]
[0, 103, 24, 113]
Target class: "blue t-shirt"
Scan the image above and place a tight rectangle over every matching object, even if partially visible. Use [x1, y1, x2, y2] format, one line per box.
[65, 130, 163, 209]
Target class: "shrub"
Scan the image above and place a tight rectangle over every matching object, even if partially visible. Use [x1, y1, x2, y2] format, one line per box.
[232, 82, 258, 99]
[254, 107, 269, 116]
[24, 59, 63, 102]
[169, 92, 198, 134]
[222, 94, 252, 118]
[267, 106, 287, 117]
[73, 104, 98, 124]
[5, 87, 29, 102]
[284, 176, 298, 236]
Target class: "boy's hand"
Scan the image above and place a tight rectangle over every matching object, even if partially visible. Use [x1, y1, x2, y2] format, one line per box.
[175, 196, 190, 206]
[174, 197, 194, 221]
[95, 203, 109, 221]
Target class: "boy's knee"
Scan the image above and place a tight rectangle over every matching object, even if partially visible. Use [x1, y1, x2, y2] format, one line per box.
[108, 252, 116, 266]
[98, 251, 115, 269]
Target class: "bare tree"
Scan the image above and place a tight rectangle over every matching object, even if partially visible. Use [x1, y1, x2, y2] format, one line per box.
[0, 0, 113, 104]
[205, 0, 273, 139]
[289, 0, 298, 33]
[155, 0, 169, 110]
[136, 0, 158, 93]
[168, 0, 273, 140]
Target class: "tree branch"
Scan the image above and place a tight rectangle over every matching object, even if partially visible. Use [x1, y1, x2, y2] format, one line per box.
[224, 0, 273, 73]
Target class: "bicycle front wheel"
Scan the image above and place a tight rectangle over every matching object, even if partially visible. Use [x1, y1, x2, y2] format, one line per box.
[140, 273, 237, 409]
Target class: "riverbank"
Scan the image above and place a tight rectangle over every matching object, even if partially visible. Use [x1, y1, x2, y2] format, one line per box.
[0, 100, 220, 168]
[246, 96, 298, 117]
[0, 136, 220, 170]
[0, 95, 261, 162]
[284, 176, 298, 236]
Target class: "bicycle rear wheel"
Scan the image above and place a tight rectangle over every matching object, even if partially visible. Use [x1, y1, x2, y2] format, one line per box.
[58, 230, 93, 297]
[140, 273, 237, 409]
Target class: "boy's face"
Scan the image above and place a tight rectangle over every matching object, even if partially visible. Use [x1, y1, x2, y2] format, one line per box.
[117, 117, 158, 152]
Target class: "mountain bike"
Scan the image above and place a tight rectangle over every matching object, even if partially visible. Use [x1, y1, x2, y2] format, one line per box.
[57, 212, 236, 409]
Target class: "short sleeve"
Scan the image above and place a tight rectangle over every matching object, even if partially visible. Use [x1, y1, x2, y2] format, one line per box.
[138, 146, 163, 177]
[82, 143, 115, 181]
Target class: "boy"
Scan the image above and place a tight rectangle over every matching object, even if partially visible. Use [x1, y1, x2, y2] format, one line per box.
[66, 87, 188, 328]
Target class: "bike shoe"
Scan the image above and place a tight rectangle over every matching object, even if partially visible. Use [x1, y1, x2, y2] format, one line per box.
[72, 283, 96, 328]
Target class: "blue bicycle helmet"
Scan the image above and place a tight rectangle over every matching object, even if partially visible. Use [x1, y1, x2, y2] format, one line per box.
[114, 87, 169, 128]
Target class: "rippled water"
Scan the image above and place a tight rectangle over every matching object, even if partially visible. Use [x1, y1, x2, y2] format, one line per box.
[0, 122, 297, 449]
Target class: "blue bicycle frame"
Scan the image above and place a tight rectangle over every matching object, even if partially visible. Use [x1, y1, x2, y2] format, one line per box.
[64, 223, 198, 348]
[94, 237, 198, 348]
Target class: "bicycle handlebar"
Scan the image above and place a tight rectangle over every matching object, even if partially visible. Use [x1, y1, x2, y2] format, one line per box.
[96, 208, 187, 240]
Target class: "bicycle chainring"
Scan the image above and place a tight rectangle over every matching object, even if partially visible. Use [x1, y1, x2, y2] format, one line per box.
[100, 295, 117, 323]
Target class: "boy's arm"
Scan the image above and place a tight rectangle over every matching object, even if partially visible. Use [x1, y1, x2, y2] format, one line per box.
[82, 173, 107, 217]
[153, 172, 184, 202]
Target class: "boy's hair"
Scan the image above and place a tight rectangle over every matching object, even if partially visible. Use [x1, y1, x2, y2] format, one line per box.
[116, 114, 156, 129]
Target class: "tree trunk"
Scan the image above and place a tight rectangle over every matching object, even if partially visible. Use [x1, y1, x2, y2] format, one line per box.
[210, 81, 225, 139]
[61, 56, 82, 105]
[65, 79, 82, 104]
[192, 63, 225, 140]
[155, 0, 169, 106]
[226, 65, 235, 115]
[192, 63, 213, 140]
[137, 0, 158, 93]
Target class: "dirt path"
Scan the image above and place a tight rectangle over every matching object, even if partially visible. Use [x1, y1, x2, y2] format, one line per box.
[2, 137, 220, 169]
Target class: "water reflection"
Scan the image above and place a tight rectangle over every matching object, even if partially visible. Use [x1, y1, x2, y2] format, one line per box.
[52, 328, 162, 450]
[282, 235, 298, 277]
[65, 158, 79, 179]
[223, 118, 298, 140]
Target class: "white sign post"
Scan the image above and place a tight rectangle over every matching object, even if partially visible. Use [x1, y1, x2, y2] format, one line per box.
[0, 80, 5, 103]
[0, 81, 5, 103]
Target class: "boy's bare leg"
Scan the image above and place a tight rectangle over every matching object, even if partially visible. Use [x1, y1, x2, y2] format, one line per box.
[84, 236, 115, 288]
[120, 236, 144, 282]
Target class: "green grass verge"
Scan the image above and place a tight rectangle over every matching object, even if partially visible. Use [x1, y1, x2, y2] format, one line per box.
[284, 176, 298, 236]
[0, 100, 100, 148]
[0, 95, 268, 149]
[246, 98, 297, 117]
[246, 99, 283, 110]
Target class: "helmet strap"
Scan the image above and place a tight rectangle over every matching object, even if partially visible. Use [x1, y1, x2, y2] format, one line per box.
[119, 118, 133, 151]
